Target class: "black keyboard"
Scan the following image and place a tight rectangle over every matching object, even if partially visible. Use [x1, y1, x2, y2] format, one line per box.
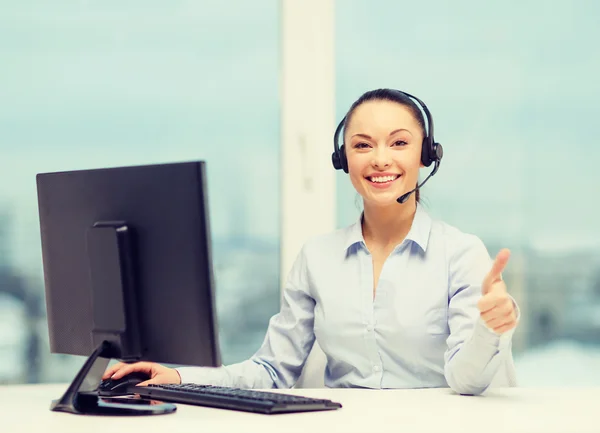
[133, 383, 342, 414]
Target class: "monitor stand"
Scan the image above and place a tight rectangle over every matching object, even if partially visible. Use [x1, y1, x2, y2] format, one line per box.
[50, 222, 175, 415]
[50, 340, 176, 416]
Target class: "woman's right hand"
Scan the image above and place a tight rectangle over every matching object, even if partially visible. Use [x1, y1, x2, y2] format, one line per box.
[102, 361, 182, 386]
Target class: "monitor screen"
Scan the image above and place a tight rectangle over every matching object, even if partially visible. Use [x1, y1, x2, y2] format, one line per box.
[36, 161, 221, 368]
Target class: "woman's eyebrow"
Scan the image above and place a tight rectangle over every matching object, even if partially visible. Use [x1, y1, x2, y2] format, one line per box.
[351, 128, 413, 140]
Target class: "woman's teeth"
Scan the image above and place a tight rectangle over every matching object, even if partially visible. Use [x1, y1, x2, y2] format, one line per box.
[369, 175, 398, 183]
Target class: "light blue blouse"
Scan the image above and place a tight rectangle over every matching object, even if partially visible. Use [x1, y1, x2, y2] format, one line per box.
[178, 204, 518, 395]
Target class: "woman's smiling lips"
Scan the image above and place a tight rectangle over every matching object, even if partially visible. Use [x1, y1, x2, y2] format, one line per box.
[365, 172, 401, 189]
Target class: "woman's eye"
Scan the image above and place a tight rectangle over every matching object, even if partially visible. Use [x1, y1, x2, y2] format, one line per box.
[354, 142, 370, 149]
[393, 140, 408, 146]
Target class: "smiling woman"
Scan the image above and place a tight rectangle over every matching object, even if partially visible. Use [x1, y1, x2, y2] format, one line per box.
[105, 88, 519, 395]
[335, 0, 600, 387]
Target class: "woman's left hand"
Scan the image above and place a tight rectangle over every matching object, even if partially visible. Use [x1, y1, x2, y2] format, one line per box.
[477, 248, 518, 334]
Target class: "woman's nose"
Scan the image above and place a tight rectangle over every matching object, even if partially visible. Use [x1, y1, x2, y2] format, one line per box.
[372, 148, 391, 169]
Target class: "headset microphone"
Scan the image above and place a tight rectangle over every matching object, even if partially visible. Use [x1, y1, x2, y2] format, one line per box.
[396, 159, 440, 204]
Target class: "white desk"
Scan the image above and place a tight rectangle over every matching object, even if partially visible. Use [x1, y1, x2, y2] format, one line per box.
[1, 384, 598, 433]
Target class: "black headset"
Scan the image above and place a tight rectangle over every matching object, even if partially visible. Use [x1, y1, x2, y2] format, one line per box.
[331, 90, 444, 174]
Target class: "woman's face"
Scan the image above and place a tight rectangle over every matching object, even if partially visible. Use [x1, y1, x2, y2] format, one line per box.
[344, 100, 424, 208]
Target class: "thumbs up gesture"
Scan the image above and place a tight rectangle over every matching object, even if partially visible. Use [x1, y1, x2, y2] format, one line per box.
[477, 248, 518, 334]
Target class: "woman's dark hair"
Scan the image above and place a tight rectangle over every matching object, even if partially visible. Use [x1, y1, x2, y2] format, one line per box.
[343, 88, 427, 203]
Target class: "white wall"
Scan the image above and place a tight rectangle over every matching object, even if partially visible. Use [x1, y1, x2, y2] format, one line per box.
[280, 0, 335, 387]
[280, 0, 336, 286]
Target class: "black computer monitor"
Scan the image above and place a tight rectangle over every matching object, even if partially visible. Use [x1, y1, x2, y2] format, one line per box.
[36, 161, 221, 415]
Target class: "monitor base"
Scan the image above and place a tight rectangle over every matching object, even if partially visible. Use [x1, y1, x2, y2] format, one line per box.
[51, 394, 176, 416]
[50, 341, 176, 416]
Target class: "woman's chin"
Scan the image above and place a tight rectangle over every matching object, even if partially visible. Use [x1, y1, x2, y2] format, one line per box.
[363, 190, 404, 208]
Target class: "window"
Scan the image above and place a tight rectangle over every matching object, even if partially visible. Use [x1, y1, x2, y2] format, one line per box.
[0, 1, 280, 383]
[336, 0, 600, 385]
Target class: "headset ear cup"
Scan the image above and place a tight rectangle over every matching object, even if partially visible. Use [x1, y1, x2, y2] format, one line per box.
[332, 117, 347, 172]
[332, 151, 342, 170]
[421, 139, 433, 167]
[339, 144, 349, 173]
[434, 142, 443, 161]
[331, 145, 349, 173]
